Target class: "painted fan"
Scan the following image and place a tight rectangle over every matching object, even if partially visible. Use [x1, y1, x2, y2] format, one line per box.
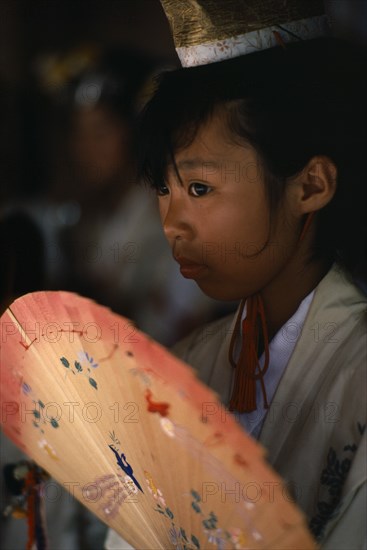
[0, 291, 316, 549]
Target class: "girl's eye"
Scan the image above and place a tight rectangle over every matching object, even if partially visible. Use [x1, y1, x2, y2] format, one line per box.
[156, 182, 170, 196]
[189, 182, 212, 197]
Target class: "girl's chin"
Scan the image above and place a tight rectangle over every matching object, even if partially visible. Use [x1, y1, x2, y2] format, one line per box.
[196, 280, 247, 302]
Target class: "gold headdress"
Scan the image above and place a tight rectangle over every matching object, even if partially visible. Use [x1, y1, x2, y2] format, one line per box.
[160, 0, 328, 67]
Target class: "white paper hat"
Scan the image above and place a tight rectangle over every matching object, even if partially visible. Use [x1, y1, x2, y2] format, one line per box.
[160, 0, 329, 67]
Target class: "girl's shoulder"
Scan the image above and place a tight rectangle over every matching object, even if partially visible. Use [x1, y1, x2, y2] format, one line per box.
[172, 313, 235, 361]
[299, 263, 367, 356]
[172, 311, 235, 362]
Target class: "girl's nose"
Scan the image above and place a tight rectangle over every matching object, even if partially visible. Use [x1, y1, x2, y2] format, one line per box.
[160, 194, 193, 244]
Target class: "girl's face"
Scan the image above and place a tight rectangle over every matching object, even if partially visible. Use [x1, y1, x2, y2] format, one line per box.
[158, 111, 300, 301]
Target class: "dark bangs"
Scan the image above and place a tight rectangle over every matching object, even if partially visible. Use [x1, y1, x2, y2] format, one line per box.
[137, 63, 235, 189]
[138, 37, 344, 187]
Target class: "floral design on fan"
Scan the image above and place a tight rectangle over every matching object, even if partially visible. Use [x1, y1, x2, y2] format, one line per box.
[144, 470, 166, 507]
[59, 355, 98, 389]
[38, 438, 58, 460]
[154, 503, 174, 519]
[120, 474, 139, 495]
[188, 489, 234, 549]
[77, 351, 99, 368]
[160, 417, 175, 438]
[168, 526, 201, 550]
[228, 527, 249, 549]
[82, 473, 138, 520]
[21, 382, 60, 431]
[129, 365, 167, 387]
[129, 365, 151, 385]
[149, 484, 201, 549]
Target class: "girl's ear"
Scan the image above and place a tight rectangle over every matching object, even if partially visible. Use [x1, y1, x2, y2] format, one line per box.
[291, 156, 337, 214]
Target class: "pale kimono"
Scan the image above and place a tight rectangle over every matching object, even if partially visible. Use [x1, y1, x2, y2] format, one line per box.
[105, 264, 366, 549]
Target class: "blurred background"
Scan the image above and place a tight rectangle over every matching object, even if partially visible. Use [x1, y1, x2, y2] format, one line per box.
[0, 0, 239, 343]
[0, 0, 175, 198]
[0, 0, 366, 549]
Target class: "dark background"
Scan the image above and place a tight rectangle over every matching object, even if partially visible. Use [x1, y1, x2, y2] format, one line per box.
[0, 0, 180, 201]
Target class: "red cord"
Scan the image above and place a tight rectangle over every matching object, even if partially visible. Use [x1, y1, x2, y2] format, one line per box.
[228, 213, 314, 413]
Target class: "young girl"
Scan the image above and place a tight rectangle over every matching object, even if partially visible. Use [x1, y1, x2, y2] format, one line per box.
[106, 11, 366, 550]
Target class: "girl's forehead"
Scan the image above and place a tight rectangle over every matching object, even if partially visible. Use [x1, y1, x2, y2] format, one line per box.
[170, 116, 255, 171]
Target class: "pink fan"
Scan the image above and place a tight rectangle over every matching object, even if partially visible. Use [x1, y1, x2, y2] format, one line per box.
[0, 291, 316, 549]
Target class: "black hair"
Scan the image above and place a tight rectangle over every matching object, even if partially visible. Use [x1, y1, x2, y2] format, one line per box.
[138, 37, 366, 276]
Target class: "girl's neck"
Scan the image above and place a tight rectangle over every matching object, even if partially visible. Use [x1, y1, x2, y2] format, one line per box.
[259, 255, 331, 341]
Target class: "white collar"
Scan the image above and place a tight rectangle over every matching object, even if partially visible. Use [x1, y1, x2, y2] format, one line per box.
[233, 290, 315, 439]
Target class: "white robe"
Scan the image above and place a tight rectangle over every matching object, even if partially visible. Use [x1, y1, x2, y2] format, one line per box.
[106, 264, 367, 549]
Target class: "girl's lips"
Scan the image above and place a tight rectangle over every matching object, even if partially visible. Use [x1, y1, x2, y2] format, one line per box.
[179, 264, 207, 279]
[175, 257, 207, 279]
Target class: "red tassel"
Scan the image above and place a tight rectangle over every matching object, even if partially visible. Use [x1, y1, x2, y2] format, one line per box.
[229, 295, 269, 413]
[228, 213, 314, 413]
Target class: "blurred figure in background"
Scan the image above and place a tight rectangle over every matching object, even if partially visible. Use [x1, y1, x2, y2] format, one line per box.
[33, 45, 233, 345]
